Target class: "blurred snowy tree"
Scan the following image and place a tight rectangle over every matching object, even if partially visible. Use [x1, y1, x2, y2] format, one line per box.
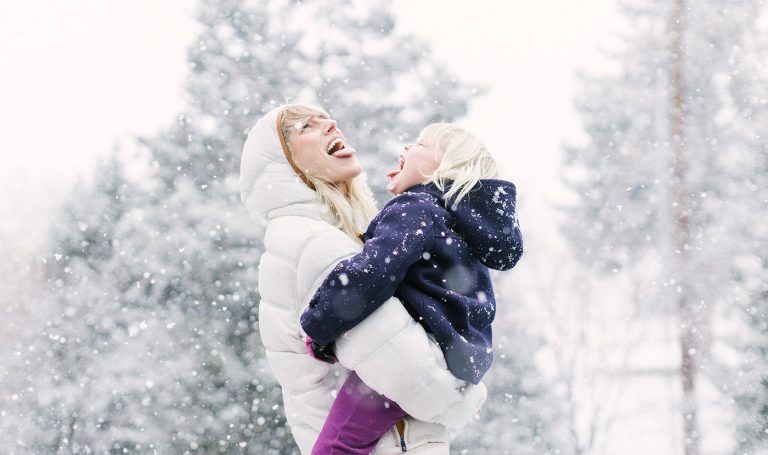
[452, 314, 568, 455]
[723, 6, 768, 454]
[563, 1, 768, 454]
[0, 0, 560, 453]
[152, 0, 474, 202]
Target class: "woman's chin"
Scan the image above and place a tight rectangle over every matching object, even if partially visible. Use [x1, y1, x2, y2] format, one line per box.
[338, 161, 363, 181]
[329, 168, 362, 185]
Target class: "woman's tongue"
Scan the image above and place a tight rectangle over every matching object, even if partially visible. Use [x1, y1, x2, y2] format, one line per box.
[331, 146, 355, 158]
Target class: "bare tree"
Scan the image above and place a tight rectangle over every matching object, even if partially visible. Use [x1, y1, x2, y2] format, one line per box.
[668, 1, 701, 454]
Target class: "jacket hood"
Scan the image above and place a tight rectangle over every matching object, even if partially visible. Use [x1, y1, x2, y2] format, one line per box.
[239, 106, 319, 219]
[412, 179, 523, 271]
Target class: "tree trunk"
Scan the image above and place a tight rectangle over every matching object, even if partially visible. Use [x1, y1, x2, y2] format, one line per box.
[669, 1, 700, 454]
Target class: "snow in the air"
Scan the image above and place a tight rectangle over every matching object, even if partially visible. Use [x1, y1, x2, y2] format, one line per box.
[1, 0, 767, 454]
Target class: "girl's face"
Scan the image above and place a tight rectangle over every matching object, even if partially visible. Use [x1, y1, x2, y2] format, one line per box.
[288, 115, 362, 184]
[386, 137, 443, 195]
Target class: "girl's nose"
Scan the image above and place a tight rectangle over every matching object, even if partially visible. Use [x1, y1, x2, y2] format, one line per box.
[324, 119, 337, 134]
[404, 143, 413, 152]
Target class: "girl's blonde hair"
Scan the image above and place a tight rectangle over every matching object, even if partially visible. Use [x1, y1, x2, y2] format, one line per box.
[280, 104, 378, 242]
[420, 123, 499, 207]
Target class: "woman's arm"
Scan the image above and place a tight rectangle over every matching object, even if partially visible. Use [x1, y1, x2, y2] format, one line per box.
[294, 217, 486, 431]
[300, 193, 435, 346]
[334, 296, 487, 430]
[257, 218, 353, 454]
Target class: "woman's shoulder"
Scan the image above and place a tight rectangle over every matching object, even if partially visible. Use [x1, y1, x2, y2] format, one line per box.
[265, 215, 353, 257]
[267, 214, 338, 233]
[263, 215, 361, 305]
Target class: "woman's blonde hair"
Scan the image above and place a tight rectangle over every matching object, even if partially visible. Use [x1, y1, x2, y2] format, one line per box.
[280, 104, 378, 242]
[420, 123, 499, 207]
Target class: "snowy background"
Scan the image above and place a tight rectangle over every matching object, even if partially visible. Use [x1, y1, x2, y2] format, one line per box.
[1, 0, 766, 454]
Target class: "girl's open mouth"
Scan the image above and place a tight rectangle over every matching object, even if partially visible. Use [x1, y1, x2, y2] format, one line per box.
[386, 155, 405, 178]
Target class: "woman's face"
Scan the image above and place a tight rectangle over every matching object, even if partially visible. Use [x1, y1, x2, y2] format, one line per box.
[287, 115, 362, 184]
[386, 139, 443, 195]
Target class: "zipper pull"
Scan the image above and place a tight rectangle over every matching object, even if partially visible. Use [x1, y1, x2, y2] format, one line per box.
[399, 434, 407, 452]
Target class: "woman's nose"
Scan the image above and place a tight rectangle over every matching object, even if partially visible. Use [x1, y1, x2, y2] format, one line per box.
[404, 143, 413, 152]
[324, 119, 337, 134]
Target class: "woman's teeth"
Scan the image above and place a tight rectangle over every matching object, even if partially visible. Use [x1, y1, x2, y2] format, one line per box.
[327, 137, 345, 155]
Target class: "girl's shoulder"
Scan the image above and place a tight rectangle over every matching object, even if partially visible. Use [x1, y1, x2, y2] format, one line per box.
[367, 189, 442, 235]
[382, 186, 442, 213]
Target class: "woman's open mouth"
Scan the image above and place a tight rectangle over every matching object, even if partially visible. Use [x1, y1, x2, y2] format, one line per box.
[326, 137, 355, 158]
[325, 137, 356, 159]
[327, 137, 345, 155]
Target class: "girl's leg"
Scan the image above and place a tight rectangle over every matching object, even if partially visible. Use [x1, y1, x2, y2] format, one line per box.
[312, 371, 407, 455]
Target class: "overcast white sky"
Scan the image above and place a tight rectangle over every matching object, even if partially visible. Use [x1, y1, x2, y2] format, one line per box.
[0, 0, 618, 250]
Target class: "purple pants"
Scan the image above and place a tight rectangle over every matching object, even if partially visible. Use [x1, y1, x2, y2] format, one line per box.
[312, 372, 407, 455]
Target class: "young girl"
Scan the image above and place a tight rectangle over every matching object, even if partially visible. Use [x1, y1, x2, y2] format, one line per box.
[300, 123, 523, 454]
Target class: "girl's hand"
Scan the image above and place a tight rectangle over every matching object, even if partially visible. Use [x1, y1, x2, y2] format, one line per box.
[305, 336, 338, 364]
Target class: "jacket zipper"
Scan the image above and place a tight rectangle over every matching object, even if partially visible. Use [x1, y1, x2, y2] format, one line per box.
[391, 423, 407, 453]
[399, 419, 408, 452]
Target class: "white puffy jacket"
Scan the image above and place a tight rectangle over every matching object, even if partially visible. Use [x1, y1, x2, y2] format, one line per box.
[239, 107, 486, 454]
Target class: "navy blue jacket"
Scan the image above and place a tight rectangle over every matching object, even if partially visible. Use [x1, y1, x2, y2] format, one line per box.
[300, 179, 523, 384]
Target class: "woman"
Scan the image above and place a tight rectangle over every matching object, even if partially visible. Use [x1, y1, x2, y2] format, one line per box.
[239, 104, 486, 454]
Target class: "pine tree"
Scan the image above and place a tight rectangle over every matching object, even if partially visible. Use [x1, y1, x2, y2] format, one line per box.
[563, 1, 768, 454]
